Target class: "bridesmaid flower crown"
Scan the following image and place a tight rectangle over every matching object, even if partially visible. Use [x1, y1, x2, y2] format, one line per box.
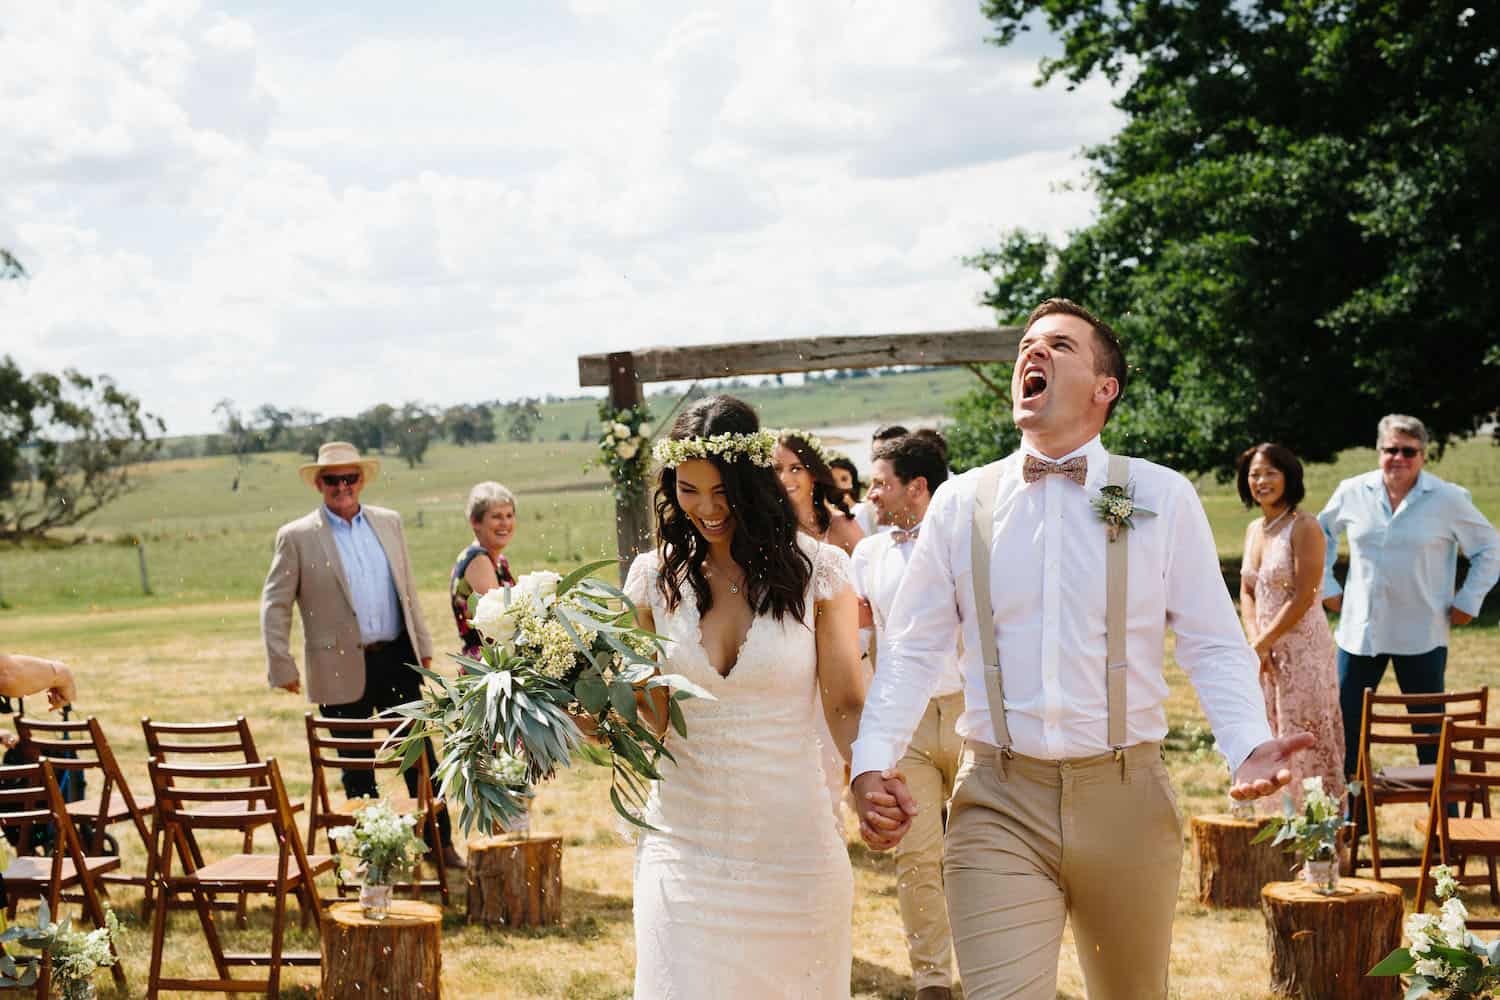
[653, 429, 778, 468]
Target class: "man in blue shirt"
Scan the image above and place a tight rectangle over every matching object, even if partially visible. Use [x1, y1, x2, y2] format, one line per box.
[1319, 414, 1500, 773]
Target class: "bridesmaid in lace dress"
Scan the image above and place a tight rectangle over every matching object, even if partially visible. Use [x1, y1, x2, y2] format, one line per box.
[1237, 443, 1346, 809]
[624, 395, 869, 998]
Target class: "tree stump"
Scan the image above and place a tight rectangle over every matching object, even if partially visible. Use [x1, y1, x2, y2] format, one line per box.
[1191, 813, 1290, 907]
[321, 899, 442, 1000]
[1261, 878, 1402, 1000]
[465, 833, 563, 927]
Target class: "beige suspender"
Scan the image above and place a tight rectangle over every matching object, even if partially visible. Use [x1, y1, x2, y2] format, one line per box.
[1104, 453, 1130, 751]
[972, 453, 1132, 757]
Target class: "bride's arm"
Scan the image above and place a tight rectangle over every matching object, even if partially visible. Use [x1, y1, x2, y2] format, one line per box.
[632, 604, 671, 738]
[815, 587, 867, 766]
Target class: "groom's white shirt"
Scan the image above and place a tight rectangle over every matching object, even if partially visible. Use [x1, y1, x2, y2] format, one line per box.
[850, 435, 1272, 778]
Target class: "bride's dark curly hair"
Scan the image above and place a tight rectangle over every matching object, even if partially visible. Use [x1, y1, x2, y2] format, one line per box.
[653, 395, 812, 624]
[776, 432, 856, 534]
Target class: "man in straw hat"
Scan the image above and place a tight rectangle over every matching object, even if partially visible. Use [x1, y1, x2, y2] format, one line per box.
[260, 440, 460, 865]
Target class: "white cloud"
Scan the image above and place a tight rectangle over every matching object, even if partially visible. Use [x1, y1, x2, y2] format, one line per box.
[0, 0, 1121, 435]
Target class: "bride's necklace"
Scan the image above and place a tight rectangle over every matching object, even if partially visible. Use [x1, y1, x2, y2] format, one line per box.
[703, 560, 746, 595]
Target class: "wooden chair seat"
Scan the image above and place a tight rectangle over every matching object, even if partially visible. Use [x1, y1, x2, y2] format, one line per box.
[67, 788, 156, 823]
[1372, 764, 1436, 792]
[2, 854, 122, 884]
[188, 796, 306, 817]
[1438, 817, 1500, 847]
[184, 852, 335, 890]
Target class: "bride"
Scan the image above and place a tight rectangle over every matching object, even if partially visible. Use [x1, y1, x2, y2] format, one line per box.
[624, 394, 867, 998]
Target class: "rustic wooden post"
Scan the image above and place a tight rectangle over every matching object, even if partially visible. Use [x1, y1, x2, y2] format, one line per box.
[607, 351, 652, 583]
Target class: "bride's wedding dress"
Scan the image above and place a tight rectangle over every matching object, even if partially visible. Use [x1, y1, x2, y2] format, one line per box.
[624, 534, 854, 999]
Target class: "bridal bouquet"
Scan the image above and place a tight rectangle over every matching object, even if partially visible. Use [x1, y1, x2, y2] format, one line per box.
[1370, 865, 1500, 997]
[391, 560, 710, 833]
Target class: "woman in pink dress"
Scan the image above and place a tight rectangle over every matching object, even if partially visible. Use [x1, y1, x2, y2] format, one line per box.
[1237, 443, 1346, 810]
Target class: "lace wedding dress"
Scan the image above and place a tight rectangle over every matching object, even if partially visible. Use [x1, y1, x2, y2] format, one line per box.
[624, 534, 855, 999]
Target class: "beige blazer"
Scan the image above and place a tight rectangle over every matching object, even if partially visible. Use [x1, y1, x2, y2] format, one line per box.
[260, 504, 434, 706]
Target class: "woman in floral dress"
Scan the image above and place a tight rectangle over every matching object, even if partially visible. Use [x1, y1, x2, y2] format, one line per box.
[1237, 443, 1346, 809]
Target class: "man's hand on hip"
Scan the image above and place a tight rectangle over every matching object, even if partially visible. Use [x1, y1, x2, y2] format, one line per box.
[1229, 732, 1316, 800]
[852, 769, 918, 851]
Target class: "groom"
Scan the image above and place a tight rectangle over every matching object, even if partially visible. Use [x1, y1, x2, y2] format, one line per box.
[851, 299, 1310, 999]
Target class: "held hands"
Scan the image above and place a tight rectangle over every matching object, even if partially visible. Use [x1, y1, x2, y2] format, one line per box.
[1323, 594, 1343, 614]
[45, 660, 77, 712]
[277, 678, 302, 695]
[851, 769, 919, 851]
[1229, 731, 1316, 801]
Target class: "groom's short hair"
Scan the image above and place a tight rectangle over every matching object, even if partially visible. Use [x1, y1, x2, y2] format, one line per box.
[1025, 298, 1127, 420]
[873, 432, 948, 495]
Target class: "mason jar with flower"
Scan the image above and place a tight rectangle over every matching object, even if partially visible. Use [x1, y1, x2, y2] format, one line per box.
[330, 799, 429, 919]
[1251, 775, 1353, 893]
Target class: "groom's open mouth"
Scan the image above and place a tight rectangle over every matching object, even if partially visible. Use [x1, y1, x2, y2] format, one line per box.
[1020, 364, 1048, 402]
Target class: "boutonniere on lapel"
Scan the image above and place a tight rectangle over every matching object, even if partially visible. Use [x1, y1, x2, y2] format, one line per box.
[1090, 482, 1156, 542]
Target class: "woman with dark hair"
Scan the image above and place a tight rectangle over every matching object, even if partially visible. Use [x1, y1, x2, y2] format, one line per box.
[1237, 442, 1345, 809]
[828, 454, 862, 502]
[623, 395, 868, 998]
[773, 430, 864, 555]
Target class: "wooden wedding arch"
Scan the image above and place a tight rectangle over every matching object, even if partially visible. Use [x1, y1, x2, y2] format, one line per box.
[577, 326, 1022, 578]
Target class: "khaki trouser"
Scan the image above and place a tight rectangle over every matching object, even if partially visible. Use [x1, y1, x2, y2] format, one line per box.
[894, 692, 965, 991]
[943, 741, 1182, 1000]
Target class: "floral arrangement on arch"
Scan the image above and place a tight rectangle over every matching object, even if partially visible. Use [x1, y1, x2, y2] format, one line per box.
[595, 401, 653, 503]
[329, 798, 428, 885]
[391, 562, 712, 833]
[0, 899, 120, 999]
[1370, 864, 1500, 997]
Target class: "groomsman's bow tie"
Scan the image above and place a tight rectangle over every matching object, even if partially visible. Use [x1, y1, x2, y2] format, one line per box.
[890, 525, 920, 545]
[1021, 454, 1088, 486]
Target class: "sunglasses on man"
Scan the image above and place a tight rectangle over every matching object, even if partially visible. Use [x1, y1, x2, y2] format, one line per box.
[1381, 446, 1421, 458]
[320, 473, 362, 487]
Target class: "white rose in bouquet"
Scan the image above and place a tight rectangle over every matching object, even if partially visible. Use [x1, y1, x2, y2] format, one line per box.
[612, 421, 632, 439]
[616, 441, 638, 460]
[515, 570, 562, 609]
[637, 423, 651, 438]
[471, 587, 518, 646]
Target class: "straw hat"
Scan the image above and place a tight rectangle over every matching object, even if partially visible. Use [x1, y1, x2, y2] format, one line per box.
[298, 441, 381, 489]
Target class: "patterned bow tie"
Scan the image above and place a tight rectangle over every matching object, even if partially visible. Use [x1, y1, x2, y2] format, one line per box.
[1022, 454, 1088, 486]
[890, 525, 920, 545]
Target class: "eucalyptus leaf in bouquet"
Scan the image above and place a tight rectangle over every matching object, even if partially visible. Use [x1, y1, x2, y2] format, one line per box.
[389, 558, 713, 834]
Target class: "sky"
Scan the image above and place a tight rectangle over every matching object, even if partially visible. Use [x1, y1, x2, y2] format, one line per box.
[0, 1, 1122, 436]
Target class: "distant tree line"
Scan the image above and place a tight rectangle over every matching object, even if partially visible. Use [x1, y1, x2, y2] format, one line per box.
[191, 398, 549, 470]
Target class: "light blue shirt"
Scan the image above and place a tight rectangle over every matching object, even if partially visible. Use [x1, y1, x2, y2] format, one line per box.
[322, 505, 403, 646]
[1319, 470, 1500, 656]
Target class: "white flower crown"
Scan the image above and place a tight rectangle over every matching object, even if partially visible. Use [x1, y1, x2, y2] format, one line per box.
[774, 428, 831, 467]
[653, 429, 778, 468]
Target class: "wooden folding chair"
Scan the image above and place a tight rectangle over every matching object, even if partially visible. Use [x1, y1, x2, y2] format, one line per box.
[145, 756, 334, 998]
[304, 712, 449, 905]
[13, 714, 155, 890]
[1416, 719, 1500, 926]
[141, 716, 300, 925]
[1349, 686, 1488, 884]
[0, 759, 128, 994]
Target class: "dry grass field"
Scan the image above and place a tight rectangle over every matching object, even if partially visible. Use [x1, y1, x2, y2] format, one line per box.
[3, 591, 1497, 999]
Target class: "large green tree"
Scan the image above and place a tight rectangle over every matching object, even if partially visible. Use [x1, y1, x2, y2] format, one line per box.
[1, 358, 165, 540]
[952, 1, 1500, 475]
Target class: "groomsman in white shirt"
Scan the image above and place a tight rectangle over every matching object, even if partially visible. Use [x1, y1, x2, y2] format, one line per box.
[851, 299, 1311, 999]
[852, 431, 961, 1000]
